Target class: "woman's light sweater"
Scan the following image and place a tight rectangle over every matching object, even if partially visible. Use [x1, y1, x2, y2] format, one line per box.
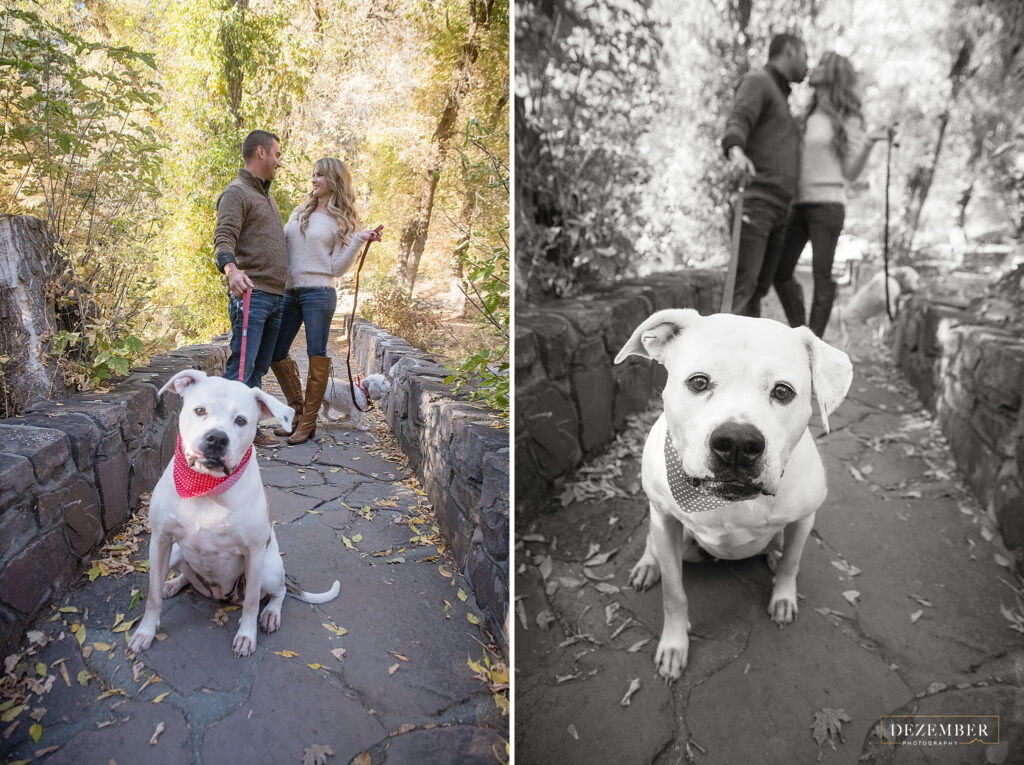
[796, 112, 868, 205]
[284, 207, 362, 289]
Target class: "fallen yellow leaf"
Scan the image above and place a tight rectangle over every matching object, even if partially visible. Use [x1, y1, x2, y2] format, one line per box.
[307, 663, 321, 670]
[272, 650, 299, 658]
[466, 614, 480, 626]
[457, 589, 468, 602]
[112, 616, 141, 634]
[29, 723, 41, 743]
[388, 663, 399, 675]
[92, 642, 114, 652]
[0, 705, 24, 723]
[152, 691, 170, 704]
[388, 651, 409, 662]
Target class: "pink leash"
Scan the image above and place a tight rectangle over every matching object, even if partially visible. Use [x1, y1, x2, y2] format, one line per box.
[238, 288, 251, 383]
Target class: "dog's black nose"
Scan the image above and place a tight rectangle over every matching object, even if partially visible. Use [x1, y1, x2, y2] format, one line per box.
[709, 423, 765, 469]
[203, 430, 229, 456]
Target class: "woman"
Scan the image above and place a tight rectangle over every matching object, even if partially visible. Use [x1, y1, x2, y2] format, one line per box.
[270, 157, 381, 444]
[769, 51, 889, 338]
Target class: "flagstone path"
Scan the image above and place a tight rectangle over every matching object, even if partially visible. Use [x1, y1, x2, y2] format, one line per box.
[0, 315, 508, 765]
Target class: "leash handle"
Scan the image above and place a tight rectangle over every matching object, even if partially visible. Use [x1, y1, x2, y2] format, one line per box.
[347, 225, 383, 412]
[238, 288, 251, 383]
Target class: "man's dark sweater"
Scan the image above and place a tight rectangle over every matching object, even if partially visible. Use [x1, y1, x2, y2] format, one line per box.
[722, 63, 800, 208]
[214, 168, 288, 295]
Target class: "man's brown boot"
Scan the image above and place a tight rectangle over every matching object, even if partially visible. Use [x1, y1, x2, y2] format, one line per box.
[288, 355, 331, 445]
[270, 357, 304, 436]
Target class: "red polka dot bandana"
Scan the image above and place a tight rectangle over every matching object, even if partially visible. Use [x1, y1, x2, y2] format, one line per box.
[173, 434, 253, 499]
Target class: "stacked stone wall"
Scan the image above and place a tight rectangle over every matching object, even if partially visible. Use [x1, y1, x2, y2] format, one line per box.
[892, 296, 1024, 555]
[350, 319, 510, 654]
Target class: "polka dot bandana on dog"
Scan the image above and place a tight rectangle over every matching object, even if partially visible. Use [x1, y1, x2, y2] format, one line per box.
[664, 430, 729, 513]
[173, 434, 252, 499]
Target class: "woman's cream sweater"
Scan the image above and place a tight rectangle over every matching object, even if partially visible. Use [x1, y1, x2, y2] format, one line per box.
[284, 207, 362, 289]
[796, 112, 869, 205]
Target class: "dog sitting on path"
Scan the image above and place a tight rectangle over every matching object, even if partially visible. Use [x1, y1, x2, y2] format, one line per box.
[129, 370, 340, 658]
[322, 373, 391, 430]
[615, 310, 853, 681]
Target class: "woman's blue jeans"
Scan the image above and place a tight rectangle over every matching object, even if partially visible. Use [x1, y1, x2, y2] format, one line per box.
[272, 287, 338, 362]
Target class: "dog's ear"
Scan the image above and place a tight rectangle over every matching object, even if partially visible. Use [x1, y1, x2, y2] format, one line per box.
[252, 388, 294, 431]
[799, 328, 853, 433]
[614, 309, 702, 365]
[159, 369, 207, 397]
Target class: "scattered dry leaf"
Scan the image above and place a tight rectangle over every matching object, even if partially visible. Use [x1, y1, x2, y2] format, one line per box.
[148, 721, 165, 745]
[619, 678, 641, 707]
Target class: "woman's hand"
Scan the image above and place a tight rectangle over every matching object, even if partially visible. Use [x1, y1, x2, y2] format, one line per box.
[356, 224, 384, 242]
[868, 124, 896, 143]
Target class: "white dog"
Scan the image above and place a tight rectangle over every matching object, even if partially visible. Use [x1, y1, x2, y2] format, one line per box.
[322, 373, 391, 430]
[837, 266, 921, 344]
[615, 310, 853, 680]
[129, 370, 340, 658]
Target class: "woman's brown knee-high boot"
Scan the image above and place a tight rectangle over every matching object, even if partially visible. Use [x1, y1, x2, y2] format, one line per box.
[270, 357, 304, 436]
[288, 355, 331, 445]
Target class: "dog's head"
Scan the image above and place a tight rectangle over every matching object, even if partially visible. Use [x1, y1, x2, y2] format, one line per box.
[363, 374, 391, 400]
[894, 266, 921, 293]
[159, 370, 294, 477]
[616, 310, 852, 500]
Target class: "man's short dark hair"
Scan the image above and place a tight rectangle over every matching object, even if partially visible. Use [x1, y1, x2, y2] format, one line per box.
[242, 130, 280, 161]
[768, 33, 803, 60]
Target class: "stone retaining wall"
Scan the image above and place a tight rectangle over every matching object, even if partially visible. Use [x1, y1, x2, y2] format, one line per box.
[515, 270, 724, 523]
[0, 343, 229, 658]
[349, 318, 510, 654]
[892, 295, 1024, 556]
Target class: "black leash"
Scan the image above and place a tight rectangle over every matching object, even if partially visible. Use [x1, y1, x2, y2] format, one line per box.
[883, 125, 897, 321]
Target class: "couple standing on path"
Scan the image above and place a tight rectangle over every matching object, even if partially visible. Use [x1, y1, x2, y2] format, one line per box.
[725, 33, 892, 337]
[213, 129, 383, 445]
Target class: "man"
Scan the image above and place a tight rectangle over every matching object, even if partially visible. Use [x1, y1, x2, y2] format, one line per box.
[722, 33, 808, 317]
[214, 129, 288, 446]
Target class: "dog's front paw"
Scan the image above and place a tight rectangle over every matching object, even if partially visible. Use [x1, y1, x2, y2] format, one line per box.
[768, 583, 799, 626]
[128, 627, 156, 654]
[259, 607, 280, 633]
[232, 629, 257, 657]
[654, 630, 689, 681]
[629, 554, 660, 591]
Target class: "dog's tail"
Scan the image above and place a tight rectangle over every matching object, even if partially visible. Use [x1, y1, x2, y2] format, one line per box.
[287, 580, 340, 604]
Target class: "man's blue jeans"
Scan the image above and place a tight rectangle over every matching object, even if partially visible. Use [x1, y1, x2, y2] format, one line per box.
[272, 287, 337, 362]
[225, 289, 284, 388]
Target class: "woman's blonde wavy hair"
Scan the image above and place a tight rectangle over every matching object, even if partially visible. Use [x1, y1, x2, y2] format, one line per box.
[298, 157, 358, 241]
[805, 51, 865, 160]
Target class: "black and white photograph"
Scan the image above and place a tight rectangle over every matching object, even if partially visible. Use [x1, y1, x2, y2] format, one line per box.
[514, 0, 1024, 762]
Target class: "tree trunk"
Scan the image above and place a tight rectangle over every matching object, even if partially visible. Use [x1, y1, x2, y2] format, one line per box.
[220, 0, 249, 130]
[396, 162, 441, 293]
[0, 215, 65, 416]
[896, 39, 973, 256]
[393, 0, 495, 294]
[448, 181, 474, 316]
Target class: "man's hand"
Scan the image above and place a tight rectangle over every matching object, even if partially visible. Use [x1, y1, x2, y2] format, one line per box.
[224, 263, 254, 298]
[727, 146, 756, 188]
